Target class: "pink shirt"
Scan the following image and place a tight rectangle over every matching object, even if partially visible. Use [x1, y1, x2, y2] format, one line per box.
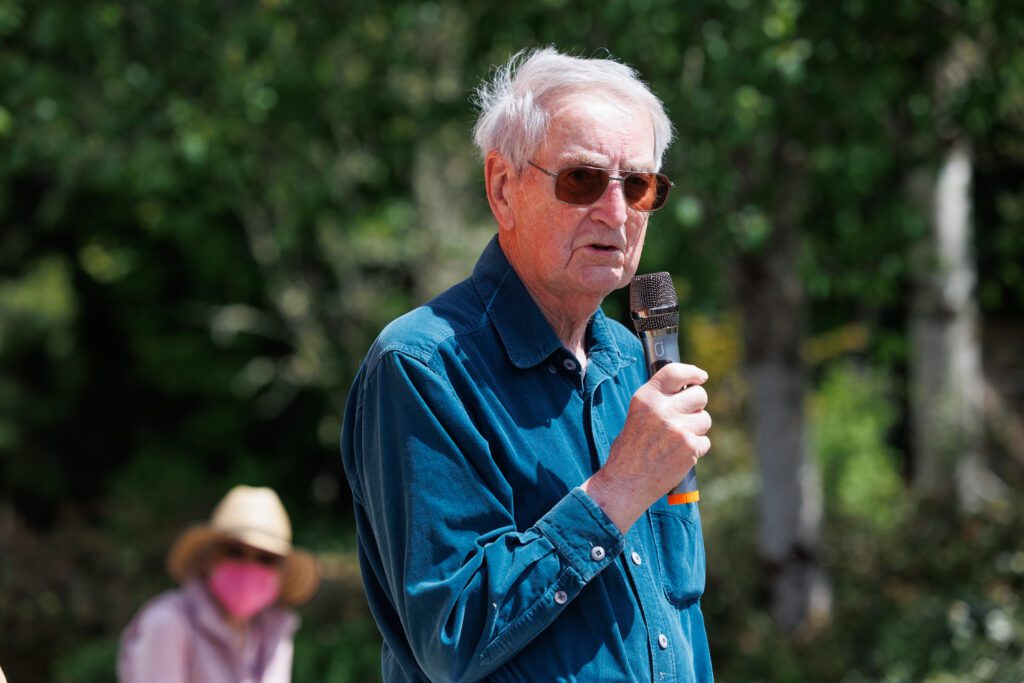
[118, 579, 299, 683]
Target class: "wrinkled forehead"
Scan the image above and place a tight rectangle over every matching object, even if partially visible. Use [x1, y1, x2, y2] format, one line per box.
[541, 93, 658, 170]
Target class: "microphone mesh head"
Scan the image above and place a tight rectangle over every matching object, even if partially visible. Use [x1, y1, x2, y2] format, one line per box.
[629, 272, 679, 332]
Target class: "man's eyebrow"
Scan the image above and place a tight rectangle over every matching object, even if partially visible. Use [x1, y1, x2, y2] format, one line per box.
[558, 154, 653, 172]
[558, 152, 607, 167]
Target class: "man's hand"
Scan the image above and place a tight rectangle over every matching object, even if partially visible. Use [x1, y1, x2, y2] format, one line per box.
[581, 363, 712, 534]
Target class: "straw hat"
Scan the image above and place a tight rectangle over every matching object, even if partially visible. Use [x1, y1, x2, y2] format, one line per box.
[167, 485, 320, 605]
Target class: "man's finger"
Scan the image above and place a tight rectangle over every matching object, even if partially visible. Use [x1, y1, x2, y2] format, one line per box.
[681, 410, 712, 436]
[648, 363, 708, 394]
[673, 385, 708, 414]
[683, 432, 712, 459]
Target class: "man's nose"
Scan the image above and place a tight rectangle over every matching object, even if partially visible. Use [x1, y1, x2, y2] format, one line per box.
[591, 179, 629, 227]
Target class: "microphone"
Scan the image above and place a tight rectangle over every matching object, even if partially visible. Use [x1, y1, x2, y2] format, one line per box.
[629, 272, 700, 505]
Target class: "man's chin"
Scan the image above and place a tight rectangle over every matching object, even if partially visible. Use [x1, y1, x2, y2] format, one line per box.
[573, 267, 631, 298]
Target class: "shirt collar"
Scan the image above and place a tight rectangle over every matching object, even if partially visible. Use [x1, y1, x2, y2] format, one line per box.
[586, 310, 634, 377]
[471, 235, 630, 373]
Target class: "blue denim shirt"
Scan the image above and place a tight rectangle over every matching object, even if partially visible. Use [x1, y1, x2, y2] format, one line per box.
[341, 236, 712, 682]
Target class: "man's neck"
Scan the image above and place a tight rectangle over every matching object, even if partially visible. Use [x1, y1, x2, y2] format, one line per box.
[525, 283, 596, 367]
[497, 234, 600, 366]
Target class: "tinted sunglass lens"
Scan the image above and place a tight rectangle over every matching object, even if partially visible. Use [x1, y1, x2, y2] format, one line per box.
[653, 174, 671, 210]
[555, 167, 609, 205]
[623, 174, 657, 211]
[630, 174, 671, 212]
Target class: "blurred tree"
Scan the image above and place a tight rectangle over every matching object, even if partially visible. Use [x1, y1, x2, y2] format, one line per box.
[0, 0, 496, 521]
[907, 4, 1024, 507]
[908, 136, 989, 503]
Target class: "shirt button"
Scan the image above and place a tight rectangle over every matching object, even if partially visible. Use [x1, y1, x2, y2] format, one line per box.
[658, 633, 669, 649]
[590, 546, 606, 561]
[631, 551, 642, 566]
[562, 358, 577, 371]
[554, 590, 568, 605]
[547, 364, 558, 374]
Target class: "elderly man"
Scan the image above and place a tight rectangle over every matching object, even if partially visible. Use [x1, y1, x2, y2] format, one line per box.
[341, 47, 713, 682]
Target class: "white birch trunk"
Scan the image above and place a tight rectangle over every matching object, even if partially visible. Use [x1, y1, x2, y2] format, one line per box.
[749, 363, 832, 634]
[909, 142, 1002, 507]
[738, 209, 831, 636]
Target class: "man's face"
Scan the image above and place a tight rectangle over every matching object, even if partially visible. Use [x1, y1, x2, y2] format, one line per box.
[501, 95, 657, 312]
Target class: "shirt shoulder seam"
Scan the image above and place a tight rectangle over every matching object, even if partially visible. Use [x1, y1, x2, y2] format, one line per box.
[363, 316, 493, 383]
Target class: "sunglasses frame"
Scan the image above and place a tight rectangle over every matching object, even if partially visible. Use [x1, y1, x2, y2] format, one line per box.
[527, 160, 674, 213]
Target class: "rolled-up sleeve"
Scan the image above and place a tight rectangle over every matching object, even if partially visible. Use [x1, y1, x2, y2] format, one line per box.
[343, 349, 622, 682]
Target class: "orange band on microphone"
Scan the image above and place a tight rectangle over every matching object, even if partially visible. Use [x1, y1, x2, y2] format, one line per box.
[667, 491, 700, 505]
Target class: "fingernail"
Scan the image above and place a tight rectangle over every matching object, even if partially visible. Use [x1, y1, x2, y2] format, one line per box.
[700, 371, 709, 381]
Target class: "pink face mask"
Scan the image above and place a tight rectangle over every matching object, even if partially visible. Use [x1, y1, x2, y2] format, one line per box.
[208, 560, 282, 620]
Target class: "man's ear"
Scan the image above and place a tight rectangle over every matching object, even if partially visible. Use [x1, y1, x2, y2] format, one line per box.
[484, 151, 516, 232]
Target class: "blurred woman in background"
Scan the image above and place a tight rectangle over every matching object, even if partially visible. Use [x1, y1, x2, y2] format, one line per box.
[118, 485, 320, 683]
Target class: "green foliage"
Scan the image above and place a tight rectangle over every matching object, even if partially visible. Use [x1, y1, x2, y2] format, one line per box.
[292, 620, 383, 683]
[705, 478, 1024, 682]
[811, 362, 906, 529]
[53, 638, 118, 683]
[851, 502, 1024, 682]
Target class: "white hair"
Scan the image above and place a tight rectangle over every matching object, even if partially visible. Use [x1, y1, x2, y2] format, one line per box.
[472, 47, 674, 171]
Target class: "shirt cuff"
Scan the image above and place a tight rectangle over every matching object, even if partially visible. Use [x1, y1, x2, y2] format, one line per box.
[534, 487, 624, 582]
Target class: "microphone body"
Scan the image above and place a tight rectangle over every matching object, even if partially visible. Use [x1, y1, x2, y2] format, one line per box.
[629, 273, 700, 505]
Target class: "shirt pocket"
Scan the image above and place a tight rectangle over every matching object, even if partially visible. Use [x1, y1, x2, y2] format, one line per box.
[650, 503, 706, 607]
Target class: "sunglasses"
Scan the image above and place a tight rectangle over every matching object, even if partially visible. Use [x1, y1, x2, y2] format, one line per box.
[217, 542, 283, 568]
[528, 161, 674, 213]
